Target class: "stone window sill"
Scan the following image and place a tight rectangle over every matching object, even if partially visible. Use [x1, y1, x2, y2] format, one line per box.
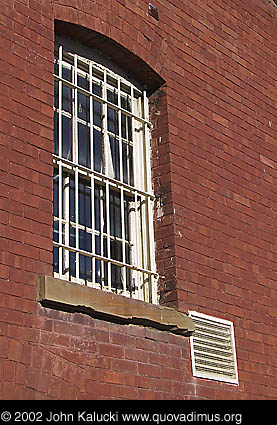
[38, 276, 195, 337]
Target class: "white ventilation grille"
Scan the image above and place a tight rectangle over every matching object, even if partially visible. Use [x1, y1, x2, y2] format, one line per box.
[189, 311, 238, 384]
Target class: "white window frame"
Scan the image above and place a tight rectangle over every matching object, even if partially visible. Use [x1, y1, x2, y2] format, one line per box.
[53, 40, 158, 304]
[189, 311, 239, 385]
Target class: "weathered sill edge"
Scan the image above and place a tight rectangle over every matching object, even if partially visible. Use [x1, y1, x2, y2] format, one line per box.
[38, 275, 195, 337]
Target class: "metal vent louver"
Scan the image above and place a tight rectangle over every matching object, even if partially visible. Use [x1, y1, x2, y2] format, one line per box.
[189, 312, 238, 384]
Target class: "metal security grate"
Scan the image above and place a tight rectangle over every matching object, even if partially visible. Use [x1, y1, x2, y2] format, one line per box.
[189, 312, 239, 384]
[52, 38, 158, 303]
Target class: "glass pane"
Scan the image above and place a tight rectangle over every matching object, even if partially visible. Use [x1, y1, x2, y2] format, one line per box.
[93, 100, 102, 128]
[108, 107, 118, 135]
[79, 254, 92, 282]
[129, 144, 134, 186]
[126, 266, 133, 292]
[53, 169, 59, 218]
[111, 240, 122, 262]
[54, 59, 58, 76]
[69, 176, 75, 222]
[123, 142, 134, 186]
[77, 74, 89, 90]
[93, 83, 102, 97]
[127, 116, 132, 141]
[109, 136, 120, 181]
[78, 179, 92, 228]
[124, 195, 133, 242]
[123, 142, 128, 184]
[78, 122, 91, 169]
[93, 129, 103, 173]
[69, 225, 76, 248]
[53, 220, 59, 243]
[79, 229, 92, 253]
[69, 251, 76, 278]
[53, 246, 59, 273]
[78, 92, 90, 122]
[121, 95, 132, 112]
[111, 264, 123, 290]
[62, 84, 72, 113]
[62, 173, 75, 221]
[107, 89, 118, 105]
[62, 66, 72, 82]
[62, 115, 72, 161]
[53, 111, 59, 155]
[54, 79, 58, 109]
[109, 190, 122, 238]
[125, 242, 132, 265]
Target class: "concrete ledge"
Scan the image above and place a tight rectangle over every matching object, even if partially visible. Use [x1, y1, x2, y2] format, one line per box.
[38, 276, 195, 336]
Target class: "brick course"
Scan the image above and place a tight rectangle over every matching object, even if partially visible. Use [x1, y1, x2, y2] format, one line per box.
[0, 0, 276, 399]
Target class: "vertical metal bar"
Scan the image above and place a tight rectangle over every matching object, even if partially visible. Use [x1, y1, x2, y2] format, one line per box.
[118, 78, 123, 183]
[63, 174, 70, 281]
[74, 54, 78, 165]
[143, 91, 155, 302]
[134, 192, 141, 300]
[120, 186, 127, 296]
[143, 91, 152, 193]
[89, 62, 95, 288]
[147, 197, 157, 303]
[103, 69, 112, 291]
[75, 168, 79, 281]
[100, 185, 104, 289]
[58, 162, 62, 277]
[106, 180, 111, 292]
[58, 46, 63, 277]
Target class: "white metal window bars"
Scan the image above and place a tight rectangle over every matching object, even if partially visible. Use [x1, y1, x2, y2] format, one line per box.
[53, 44, 158, 303]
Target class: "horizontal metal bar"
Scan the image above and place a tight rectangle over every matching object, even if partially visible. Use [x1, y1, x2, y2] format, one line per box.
[53, 155, 155, 200]
[53, 241, 158, 277]
[54, 75, 152, 128]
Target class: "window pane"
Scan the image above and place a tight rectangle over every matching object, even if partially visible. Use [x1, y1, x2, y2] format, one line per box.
[93, 129, 103, 173]
[108, 107, 118, 135]
[53, 220, 59, 243]
[62, 84, 72, 113]
[123, 142, 134, 186]
[111, 264, 123, 290]
[124, 195, 133, 242]
[69, 251, 76, 278]
[54, 79, 58, 109]
[79, 254, 92, 282]
[62, 116, 72, 161]
[79, 229, 92, 253]
[93, 83, 102, 97]
[107, 89, 118, 105]
[77, 74, 89, 90]
[129, 144, 134, 186]
[109, 190, 121, 238]
[53, 111, 59, 155]
[78, 122, 91, 169]
[111, 240, 122, 262]
[53, 246, 59, 273]
[62, 173, 75, 222]
[78, 92, 90, 122]
[109, 136, 120, 181]
[62, 66, 72, 82]
[53, 169, 59, 218]
[78, 179, 91, 228]
[93, 100, 102, 128]
[69, 225, 76, 248]
[69, 176, 75, 222]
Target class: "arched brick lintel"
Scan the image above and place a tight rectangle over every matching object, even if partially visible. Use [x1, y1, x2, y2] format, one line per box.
[53, 3, 171, 94]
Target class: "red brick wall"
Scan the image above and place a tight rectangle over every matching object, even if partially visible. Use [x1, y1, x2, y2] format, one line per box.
[0, 0, 276, 399]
